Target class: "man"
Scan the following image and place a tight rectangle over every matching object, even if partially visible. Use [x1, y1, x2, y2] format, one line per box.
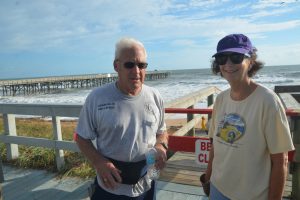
[75, 37, 168, 200]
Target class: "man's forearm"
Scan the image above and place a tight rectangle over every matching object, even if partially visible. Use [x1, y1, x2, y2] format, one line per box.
[75, 134, 105, 168]
[155, 131, 169, 145]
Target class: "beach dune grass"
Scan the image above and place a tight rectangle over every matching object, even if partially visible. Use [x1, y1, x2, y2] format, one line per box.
[0, 117, 95, 178]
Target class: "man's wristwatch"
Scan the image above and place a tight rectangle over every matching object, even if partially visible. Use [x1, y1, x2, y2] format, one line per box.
[159, 142, 168, 151]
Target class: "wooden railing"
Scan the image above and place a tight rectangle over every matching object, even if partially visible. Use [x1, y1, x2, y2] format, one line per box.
[0, 87, 220, 170]
[0, 85, 299, 199]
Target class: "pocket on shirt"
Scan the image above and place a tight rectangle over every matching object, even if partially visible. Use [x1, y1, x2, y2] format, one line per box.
[142, 118, 157, 144]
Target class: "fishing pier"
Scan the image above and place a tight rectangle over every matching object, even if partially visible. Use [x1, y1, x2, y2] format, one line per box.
[0, 71, 169, 96]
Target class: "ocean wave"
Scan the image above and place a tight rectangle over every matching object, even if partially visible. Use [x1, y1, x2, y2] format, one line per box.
[1, 66, 299, 104]
[284, 71, 300, 78]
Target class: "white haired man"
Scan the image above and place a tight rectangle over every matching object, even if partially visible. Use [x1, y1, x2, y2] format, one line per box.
[75, 37, 169, 200]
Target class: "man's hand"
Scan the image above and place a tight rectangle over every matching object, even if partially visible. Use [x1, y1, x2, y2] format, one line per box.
[155, 131, 169, 170]
[75, 135, 122, 190]
[95, 158, 122, 190]
[154, 143, 167, 170]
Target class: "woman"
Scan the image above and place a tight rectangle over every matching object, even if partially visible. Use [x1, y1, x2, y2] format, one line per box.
[202, 34, 294, 200]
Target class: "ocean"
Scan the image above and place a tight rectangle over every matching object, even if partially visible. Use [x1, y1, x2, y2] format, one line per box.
[0, 65, 299, 105]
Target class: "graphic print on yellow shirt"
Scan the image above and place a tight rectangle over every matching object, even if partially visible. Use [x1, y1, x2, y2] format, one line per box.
[217, 113, 245, 144]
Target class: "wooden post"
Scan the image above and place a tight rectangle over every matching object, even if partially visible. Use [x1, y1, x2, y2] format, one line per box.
[0, 155, 4, 183]
[291, 116, 300, 200]
[0, 113, 3, 183]
[187, 105, 195, 137]
[3, 114, 19, 160]
[52, 116, 65, 170]
[207, 94, 214, 119]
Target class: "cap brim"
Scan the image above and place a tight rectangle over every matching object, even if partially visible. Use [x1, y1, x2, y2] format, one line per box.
[212, 48, 250, 57]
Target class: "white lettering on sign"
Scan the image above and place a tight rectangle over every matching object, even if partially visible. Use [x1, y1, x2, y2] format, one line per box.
[195, 139, 211, 168]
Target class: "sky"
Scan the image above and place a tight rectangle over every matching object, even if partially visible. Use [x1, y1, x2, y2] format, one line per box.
[1, 0, 300, 79]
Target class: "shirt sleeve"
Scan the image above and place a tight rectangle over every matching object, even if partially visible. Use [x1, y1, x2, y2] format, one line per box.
[264, 95, 295, 154]
[76, 94, 98, 140]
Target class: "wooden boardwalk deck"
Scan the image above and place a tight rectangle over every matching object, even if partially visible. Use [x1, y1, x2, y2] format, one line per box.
[160, 152, 204, 186]
[1, 152, 292, 199]
[2, 165, 90, 200]
[1, 164, 208, 200]
[160, 152, 292, 199]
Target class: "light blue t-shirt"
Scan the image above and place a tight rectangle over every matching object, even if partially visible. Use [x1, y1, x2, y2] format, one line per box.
[76, 82, 166, 196]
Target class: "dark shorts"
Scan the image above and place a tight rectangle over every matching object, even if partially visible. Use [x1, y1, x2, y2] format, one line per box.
[91, 177, 155, 200]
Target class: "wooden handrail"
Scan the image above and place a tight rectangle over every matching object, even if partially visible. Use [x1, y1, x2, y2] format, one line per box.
[165, 107, 300, 116]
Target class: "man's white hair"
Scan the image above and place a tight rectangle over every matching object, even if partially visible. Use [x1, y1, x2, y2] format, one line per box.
[115, 37, 147, 60]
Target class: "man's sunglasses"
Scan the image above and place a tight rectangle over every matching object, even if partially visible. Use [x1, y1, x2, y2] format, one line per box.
[215, 53, 249, 65]
[123, 61, 148, 69]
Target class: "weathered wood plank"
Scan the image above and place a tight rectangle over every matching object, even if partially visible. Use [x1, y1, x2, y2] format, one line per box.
[274, 85, 300, 93]
[2, 165, 210, 200]
[0, 135, 80, 152]
[0, 103, 82, 117]
[2, 165, 90, 200]
[172, 117, 202, 136]
[160, 152, 292, 198]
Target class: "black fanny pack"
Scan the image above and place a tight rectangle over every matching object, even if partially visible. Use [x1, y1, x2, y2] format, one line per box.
[106, 157, 147, 185]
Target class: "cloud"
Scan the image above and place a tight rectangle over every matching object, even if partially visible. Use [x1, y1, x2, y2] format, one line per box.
[259, 43, 300, 65]
[0, 0, 299, 72]
[0, 0, 177, 52]
[253, 0, 299, 9]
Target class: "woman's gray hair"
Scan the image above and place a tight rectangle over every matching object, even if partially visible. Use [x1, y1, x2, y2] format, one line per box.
[115, 37, 147, 60]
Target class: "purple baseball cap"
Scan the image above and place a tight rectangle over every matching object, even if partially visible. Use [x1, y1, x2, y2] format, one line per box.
[212, 34, 254, 57]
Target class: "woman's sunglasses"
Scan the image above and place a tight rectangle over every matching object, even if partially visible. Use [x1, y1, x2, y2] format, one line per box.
[123, 61, 148, 69]
[215, 53, 249, 65]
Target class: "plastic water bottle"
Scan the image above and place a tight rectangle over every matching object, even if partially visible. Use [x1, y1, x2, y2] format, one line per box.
[146, 148, 160, 180]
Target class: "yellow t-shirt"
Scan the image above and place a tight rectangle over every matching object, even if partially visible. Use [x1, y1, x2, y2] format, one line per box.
[209, 84, 294, 200]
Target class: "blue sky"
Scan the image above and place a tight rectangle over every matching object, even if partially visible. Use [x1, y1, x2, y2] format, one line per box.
[1, 0, 300, 79]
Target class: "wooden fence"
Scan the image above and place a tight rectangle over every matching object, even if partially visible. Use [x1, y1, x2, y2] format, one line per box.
[0, 86, 220, 170]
